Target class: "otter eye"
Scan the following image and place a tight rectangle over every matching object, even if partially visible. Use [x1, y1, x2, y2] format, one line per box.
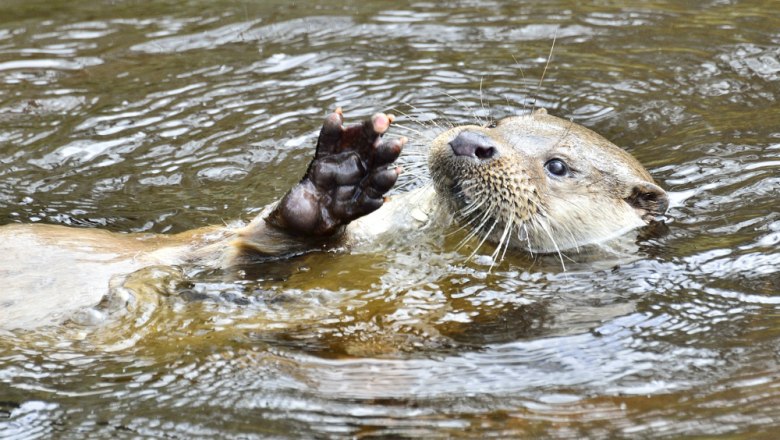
[544, 158, 569, 177]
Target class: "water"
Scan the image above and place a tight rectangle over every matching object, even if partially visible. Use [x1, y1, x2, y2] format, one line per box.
[1, 0, 779, 437]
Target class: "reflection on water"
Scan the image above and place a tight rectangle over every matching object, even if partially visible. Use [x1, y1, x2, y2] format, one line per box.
[1, 0, 780, 437]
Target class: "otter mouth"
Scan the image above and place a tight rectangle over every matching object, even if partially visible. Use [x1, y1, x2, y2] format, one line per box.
[444, 179, 533, 255]
[447, 180, 482, 219]
[449, 181, 469, 208]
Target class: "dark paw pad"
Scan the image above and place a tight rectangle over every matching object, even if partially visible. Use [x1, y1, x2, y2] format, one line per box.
[269, 109, 405, 237]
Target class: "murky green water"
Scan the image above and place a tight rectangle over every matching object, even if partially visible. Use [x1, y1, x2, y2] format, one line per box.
[1, 0, 779, 437]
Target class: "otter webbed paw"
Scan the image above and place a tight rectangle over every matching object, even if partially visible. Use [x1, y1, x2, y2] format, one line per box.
[267, 109, 405, 237]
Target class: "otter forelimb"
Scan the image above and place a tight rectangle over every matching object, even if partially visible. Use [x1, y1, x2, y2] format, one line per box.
[266, 109, 405, 238]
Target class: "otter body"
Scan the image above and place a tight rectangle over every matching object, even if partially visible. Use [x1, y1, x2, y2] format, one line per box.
[0, 110, 667, 329]
[0, 223, 227, 328]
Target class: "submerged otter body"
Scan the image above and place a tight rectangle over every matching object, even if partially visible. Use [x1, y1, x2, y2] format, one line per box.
[0, 109, 668, 329]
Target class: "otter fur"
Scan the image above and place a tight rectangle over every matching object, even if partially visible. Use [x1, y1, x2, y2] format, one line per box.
[0, 109, 667, 329]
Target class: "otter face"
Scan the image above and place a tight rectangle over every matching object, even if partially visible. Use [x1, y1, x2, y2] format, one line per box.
[427, 110, 668, 254]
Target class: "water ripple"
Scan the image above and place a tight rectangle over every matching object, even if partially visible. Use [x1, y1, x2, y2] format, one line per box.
[1, 1, 780, 437]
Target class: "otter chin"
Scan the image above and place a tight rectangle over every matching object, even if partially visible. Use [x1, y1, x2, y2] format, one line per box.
[0, 108, 668, 329]
[425, 108, 669, 255]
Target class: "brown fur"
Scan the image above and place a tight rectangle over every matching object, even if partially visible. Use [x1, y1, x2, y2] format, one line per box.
[0, 110, 667, 329]
[428, 109, 668, 254]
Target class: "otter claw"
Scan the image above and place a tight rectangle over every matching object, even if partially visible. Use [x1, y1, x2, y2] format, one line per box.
[268, 110, 405, 237]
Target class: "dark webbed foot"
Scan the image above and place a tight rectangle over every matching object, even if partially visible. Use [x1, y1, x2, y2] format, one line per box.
[267, 109, 405, 237]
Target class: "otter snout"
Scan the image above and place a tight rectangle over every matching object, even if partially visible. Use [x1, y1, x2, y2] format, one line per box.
[449, 131, 498, 160]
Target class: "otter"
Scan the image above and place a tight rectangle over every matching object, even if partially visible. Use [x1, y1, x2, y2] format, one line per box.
[0, 108, 668, 330]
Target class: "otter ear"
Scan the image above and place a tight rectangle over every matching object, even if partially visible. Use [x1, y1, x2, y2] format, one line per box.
[625, 182, 669, 219]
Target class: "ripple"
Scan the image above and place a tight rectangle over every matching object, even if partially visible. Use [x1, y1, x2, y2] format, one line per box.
[1, 1, 780, 438]
[0, 57, 102, 72]
[130, 19, 261, 54]
[722, 44, 780, 81]
[0, 401, 61, 440]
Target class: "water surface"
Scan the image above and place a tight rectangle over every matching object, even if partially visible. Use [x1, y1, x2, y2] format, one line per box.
[1, 0, 779, 438]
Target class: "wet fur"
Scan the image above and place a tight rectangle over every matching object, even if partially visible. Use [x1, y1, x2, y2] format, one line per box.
[0, 104, 667, 329]
[425, 109, 668, 268]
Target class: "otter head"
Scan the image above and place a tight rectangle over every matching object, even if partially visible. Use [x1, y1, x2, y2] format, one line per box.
[428, 109, 668, 254]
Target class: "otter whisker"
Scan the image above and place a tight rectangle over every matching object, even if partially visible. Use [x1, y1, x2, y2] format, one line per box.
[490, 213, 515, 271]
[396, 158, 428, 168]
[453, 186, 501, 234]
[478, 76, 495, 128]
[398, 102, 455, 131]
[397, 165, 428, 176]
[479, 76, 485, 118]
[399, 158, 428, 167]
[451, 190, 499, 248]
[521, 222, 534, 252]
[401, 182, 435, 207]
[466, 216, 500, 262]
[392, 107, 444, 136]
[528, 199, 580, 261]
[531, 33, 557, 113]
[545, 118, 575, 152]
[539, 201, 582, 254]
[459, 193, 491, 218]
[510, 53, 531, 114]
[499, 214, 516, 263]
[441, 90, 485, 127]
[453, 201, 495, 245]
[392, 123, 435, 142]
[391, 109, 442, 133]
[452, 217, 485, 242]
[502, 93, 514, 112]
[557, 219, 582, 254]
[535, 215, 567, 272]
[446, 211, 485, 240]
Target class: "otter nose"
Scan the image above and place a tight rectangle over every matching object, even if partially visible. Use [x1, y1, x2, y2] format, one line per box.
[449, 131, 497, 160]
